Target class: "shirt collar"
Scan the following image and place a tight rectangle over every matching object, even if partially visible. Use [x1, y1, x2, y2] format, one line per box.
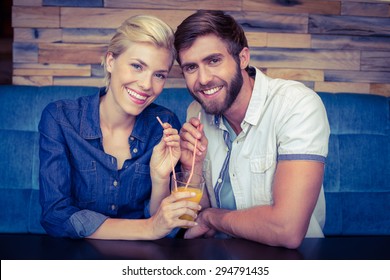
[79, 87, 105, 139]
[212, 67, 268, 129]
[244, 67, 269, 126]
[79, 87, 151, 143]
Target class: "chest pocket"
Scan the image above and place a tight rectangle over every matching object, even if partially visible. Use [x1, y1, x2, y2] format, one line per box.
[249, 154, 275, 204]
[71, 160, 98, 204]
[130, 163, 151, 203]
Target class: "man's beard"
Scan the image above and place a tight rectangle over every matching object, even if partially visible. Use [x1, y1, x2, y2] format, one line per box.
[189, 64, 243, 115]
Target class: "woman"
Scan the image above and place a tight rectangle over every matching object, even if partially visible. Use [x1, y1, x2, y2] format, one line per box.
[38, 15, 200, 240]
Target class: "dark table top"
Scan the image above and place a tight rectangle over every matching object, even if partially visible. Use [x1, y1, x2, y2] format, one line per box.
[1, 234, 389, 260]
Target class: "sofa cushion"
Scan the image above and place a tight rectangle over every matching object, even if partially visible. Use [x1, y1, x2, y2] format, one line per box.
[319, 92, 390, 235]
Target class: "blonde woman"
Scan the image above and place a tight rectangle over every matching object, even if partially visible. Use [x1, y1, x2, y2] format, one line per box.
[39, 15, 200, 240]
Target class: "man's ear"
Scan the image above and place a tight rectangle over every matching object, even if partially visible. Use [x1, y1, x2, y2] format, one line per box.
[105, 52, 115, 73]
[239, 47, 250, 70]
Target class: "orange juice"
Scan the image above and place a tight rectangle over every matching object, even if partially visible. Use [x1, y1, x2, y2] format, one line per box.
[173, 186, 203, 222]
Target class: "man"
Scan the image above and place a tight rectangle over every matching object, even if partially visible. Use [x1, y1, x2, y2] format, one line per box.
[175, 10, 330, 249]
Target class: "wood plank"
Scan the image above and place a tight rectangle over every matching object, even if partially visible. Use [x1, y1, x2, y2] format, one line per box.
[13, 43, 38, 63]
[314, 81, 370, 94]
[370, 83, 390, 97]
[266, 68, 324, 81]
[325, 70, 390, 83]
[309, 15, 390, 36]
[250, 48, 360, 70]
[38, 43, 107, 64]
[267, 33, 311, 48]
[13, 75, 53, 86]
[243, 0, 340, 15]
[311, 35, 390, 51]
[43, 0, 103, 7]
[13, 0, 42, 6]
[232, 11, 308, 34]
[361, 51, 390, 72]
[168, 65, 183, 79]
[60, 8, 194, 29]
[104, 0, 241, 11]
[13, 63, 91, 70]
[53, 77, 104, 87]
[164, 78, 187, 88]
[246, 32, 267, 47]
[12, 6, 60, 28]
[341, 2, 390, 17]
[14, 28, 62, 43]
[13, 68, 90, 77]
[62, 28, 115, 43]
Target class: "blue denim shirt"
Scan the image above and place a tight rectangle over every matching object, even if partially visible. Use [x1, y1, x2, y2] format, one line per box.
[38, 88, 181, 238]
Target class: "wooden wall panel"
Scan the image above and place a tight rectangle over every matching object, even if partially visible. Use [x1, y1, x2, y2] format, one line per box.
[250, 49, 360, 70]
[12, 7, 60, 28]
[341, 2, 390, 17]
[309, 15, 390, 36]
[105, 0, 241, 11]
[60, 8, 193, 29]
[14, 28, 62, 43]
[10, 0, 390, 97]
[243, 0, 340, 15]
[38, 43, 106, 64]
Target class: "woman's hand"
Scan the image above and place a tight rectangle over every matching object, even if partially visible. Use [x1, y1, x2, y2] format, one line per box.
[180, 117, 207, 172]
[149, 191, 202, 239]
[150, 122, 181, 180]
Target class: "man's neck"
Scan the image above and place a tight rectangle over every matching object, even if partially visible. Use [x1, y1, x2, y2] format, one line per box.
[223, 72, 255, 135]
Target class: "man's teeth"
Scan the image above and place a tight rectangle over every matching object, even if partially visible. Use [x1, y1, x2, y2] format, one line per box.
[203, 86, 222, 95]
[127, 89, 147, 100]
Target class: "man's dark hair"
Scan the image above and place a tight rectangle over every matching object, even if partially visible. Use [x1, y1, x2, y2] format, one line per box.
[174, 10, 249, 70]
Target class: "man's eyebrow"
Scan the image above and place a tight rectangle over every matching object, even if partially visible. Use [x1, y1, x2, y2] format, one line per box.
[181, 53, 223, 69]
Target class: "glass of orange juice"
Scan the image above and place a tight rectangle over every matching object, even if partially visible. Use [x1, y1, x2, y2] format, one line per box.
[171, 171, 205, 223]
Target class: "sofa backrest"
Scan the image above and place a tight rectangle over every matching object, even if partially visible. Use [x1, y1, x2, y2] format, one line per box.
[318, 92, 390, 235]
[0, 85, 389, 236]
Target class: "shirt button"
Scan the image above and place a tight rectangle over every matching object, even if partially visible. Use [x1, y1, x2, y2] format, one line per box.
[113, 180, 118, 187]
[133, 148, 138, 153]
[111, 205, 116, 211]
[217, 178, 222, 183]
[130, 136, 135, 141]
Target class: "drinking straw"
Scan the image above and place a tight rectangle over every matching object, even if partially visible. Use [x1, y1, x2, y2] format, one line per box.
[156, 116, 177, 191]
[184, 112, 201, 189]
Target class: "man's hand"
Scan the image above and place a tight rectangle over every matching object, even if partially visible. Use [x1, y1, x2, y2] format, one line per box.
[184, 209, 216, 239]
[180, 117, 207, 172]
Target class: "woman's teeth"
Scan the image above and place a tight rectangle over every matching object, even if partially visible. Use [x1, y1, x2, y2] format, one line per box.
[127, 88, 147, 100]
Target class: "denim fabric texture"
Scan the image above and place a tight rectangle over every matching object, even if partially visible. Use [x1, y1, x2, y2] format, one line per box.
[38, 88, 181, 238]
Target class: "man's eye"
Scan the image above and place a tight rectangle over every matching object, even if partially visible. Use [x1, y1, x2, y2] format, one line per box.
[210, 58, 221, 65]
[184, 65, 197, 73]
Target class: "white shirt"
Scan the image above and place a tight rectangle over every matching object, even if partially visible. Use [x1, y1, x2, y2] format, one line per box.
[187, 67, 330, 237]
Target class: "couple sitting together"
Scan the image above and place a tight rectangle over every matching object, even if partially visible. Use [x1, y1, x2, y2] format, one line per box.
[39, 10, 329, 249]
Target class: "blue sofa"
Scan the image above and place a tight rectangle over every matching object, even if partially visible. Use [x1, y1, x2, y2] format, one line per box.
[0, 85, 389, 236]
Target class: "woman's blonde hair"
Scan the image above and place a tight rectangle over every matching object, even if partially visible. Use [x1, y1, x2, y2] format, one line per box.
[102, 15, 176, 90]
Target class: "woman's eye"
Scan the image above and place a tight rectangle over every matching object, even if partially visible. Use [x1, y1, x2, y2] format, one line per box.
[155, 73, 166, 80]
[131, 63, 142, 70]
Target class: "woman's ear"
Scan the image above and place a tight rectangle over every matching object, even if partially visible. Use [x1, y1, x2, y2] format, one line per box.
[239, 47, 250, 70]
[105, 52, 115, 73]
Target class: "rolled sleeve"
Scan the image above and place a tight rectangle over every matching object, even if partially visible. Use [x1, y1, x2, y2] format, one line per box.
[69, 210, 108, 238]
[277, 87, 330, 161]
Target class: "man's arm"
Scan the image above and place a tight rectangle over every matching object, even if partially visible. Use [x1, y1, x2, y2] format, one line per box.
[185, 160, 324, 249]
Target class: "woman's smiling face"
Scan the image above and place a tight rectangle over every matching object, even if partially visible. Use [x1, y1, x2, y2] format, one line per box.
[106, 42, 172, 116]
